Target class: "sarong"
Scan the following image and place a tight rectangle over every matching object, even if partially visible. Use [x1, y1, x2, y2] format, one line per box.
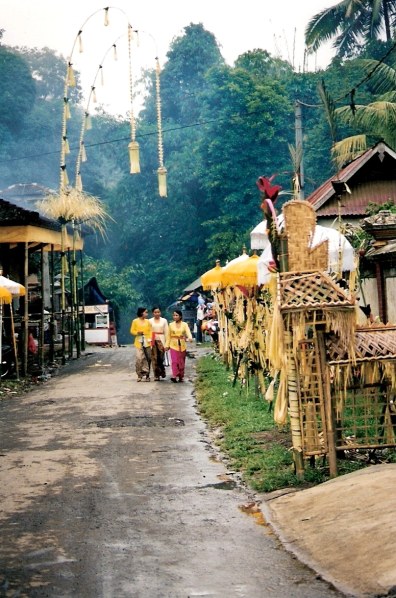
[151, 340, 166, 379]
[169, 348, 186, 381]
[135, 346, 151, 378]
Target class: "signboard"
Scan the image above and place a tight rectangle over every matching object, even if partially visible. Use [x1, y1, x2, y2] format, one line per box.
[84, 304, 109, 314]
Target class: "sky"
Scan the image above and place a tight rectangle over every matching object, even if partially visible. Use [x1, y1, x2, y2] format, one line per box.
[1, 0, 335, 115]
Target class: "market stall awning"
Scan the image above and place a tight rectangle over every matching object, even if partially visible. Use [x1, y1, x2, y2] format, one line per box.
[0, 225, 83, 251]
[182, 276, 202, 293]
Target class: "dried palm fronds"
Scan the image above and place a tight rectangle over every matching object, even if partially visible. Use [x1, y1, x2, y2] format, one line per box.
[39, 188, 111, 236]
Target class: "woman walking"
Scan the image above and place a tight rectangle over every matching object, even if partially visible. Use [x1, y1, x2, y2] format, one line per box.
[130, 307, 152, 381]
[149, 306, 168, 381]
[165, 309, 192, 383]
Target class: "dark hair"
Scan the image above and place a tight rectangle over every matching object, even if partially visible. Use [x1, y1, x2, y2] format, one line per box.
[152, 306, 161, 312]
[173, 309, 183, 319]
[137, 307, 147, 317]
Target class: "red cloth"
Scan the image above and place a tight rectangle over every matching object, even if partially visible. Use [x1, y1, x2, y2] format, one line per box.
[169, 348, 186, 380]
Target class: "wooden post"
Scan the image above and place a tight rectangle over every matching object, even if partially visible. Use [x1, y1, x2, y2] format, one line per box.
[285, 330, 305, 478]
[23, 242, 29, 377]
[79, 245, 86, 352]
[317, 331, 337, 477]
[68, 249, 74, 359]
[39, 246, 45, 373]
[49, 245, 55, 363]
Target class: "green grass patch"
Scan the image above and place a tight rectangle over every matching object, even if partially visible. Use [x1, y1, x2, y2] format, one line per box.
[195, 354, 396, 493]
[195, 354, 304, 492]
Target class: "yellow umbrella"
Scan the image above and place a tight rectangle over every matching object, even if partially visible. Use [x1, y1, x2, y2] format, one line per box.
[221, 254, 260, 287]
[201, 260, 223, 291]
[0, 275, 25, 296]
[0, 287, 12, 304]
[0, 278, 24, 380]
[0, 286, 13, 379]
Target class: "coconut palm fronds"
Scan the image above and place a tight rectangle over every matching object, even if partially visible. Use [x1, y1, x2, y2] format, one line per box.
[353, 100, 396, 130]
[357, 59, 396, 95]
[332, 134, 367, 168]
[39, 188, 112, 236]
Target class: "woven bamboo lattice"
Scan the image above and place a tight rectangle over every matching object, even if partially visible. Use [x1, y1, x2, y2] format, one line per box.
[283, 200, 329, 272]
[327, 326, 396, 363]
[334, 384, 396, 449]
[297, 338, 328, 456]
[278, 271, 354, 312]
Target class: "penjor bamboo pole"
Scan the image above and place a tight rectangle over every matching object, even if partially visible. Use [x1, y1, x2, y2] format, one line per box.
[284, 330, 304, 478]
[317, 330, 337, 477]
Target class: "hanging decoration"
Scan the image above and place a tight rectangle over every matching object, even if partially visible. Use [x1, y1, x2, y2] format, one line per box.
[155, 57, 167, 197]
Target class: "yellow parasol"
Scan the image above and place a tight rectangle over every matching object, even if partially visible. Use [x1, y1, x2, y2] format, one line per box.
[0, 275, 26, 296]
[0, 286, 13, 379]
[0, 287, 12, 304]
[0, 277, 25, 380]
[201, 260, 223, 291]
[221, 254, 260, 287]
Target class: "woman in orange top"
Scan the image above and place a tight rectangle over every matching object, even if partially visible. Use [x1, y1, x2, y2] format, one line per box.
[130, 307, 152, 381]
[165, 310, 192, 382]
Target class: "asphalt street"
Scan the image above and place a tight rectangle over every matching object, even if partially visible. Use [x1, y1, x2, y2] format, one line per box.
[0, 345, 342, 597]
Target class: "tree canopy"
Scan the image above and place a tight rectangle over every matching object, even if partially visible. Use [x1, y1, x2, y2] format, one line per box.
[0, 20, 393, 339]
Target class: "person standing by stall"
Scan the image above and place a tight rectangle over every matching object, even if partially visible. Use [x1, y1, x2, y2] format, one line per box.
[196, 302, 205, 344]
[149, 306, 168, 381]
[130, 307, 152, 381]
[165, 309, 192, 383]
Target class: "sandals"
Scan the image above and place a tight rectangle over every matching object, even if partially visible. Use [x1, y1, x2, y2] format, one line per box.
[137, 378, 142, 382]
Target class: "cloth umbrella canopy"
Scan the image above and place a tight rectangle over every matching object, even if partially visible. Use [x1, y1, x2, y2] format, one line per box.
[0, 287, 12, 304]
[221, 254, 260, 287]
[0, 286, 12, 379]
[0, 276, 25, 380]
[201, 262, 223, 291]
[0, 275, 26, 296]
[257, 224, 356, 285]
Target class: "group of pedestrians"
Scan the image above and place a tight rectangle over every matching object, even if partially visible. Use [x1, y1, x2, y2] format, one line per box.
[130, 307, 192, 383]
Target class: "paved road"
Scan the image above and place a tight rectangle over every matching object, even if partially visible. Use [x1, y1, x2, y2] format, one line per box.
[0, 346, 343, 597]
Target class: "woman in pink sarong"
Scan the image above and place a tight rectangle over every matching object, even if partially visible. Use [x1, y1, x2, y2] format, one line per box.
[165, 310, 192, 382]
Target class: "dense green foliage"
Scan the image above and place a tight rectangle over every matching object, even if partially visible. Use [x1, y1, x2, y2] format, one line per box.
[0, 22, 392, 338]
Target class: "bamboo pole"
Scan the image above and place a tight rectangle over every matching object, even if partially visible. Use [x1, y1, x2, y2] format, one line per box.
[61, 224, 66, 365]
[49, 244, 55, 363]
[72, 222, 80, 358]
[284, 330, 305, 478]
[79, 244, 86, 352]
[39, 246, 45, 373]
[317, 330, 337, 477]
[68, 248, 74, 359]
[23, 242, 29, 377]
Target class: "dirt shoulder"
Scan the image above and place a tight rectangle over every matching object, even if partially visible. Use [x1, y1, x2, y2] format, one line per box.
[262, 464, 396, 598]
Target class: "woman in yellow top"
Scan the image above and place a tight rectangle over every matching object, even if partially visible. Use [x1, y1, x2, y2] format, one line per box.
[130, 307, 152, 381]
[165, 309, 192, 383]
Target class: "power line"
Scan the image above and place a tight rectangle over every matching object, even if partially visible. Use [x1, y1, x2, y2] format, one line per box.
[298, 38, 396, 109]
[0, 108, 268, 165]
[3, 41, 396, 166]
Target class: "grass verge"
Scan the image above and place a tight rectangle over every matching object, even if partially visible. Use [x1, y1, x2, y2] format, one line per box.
[195, 353, 384, 493]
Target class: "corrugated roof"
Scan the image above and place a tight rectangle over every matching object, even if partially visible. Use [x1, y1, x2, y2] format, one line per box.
[307, 142, 396, 216]
[365, 241, 396, 258]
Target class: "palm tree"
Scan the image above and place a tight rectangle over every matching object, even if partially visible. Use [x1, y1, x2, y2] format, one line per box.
[333, 58, 396, 165]
[305, 0, 396, 59]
